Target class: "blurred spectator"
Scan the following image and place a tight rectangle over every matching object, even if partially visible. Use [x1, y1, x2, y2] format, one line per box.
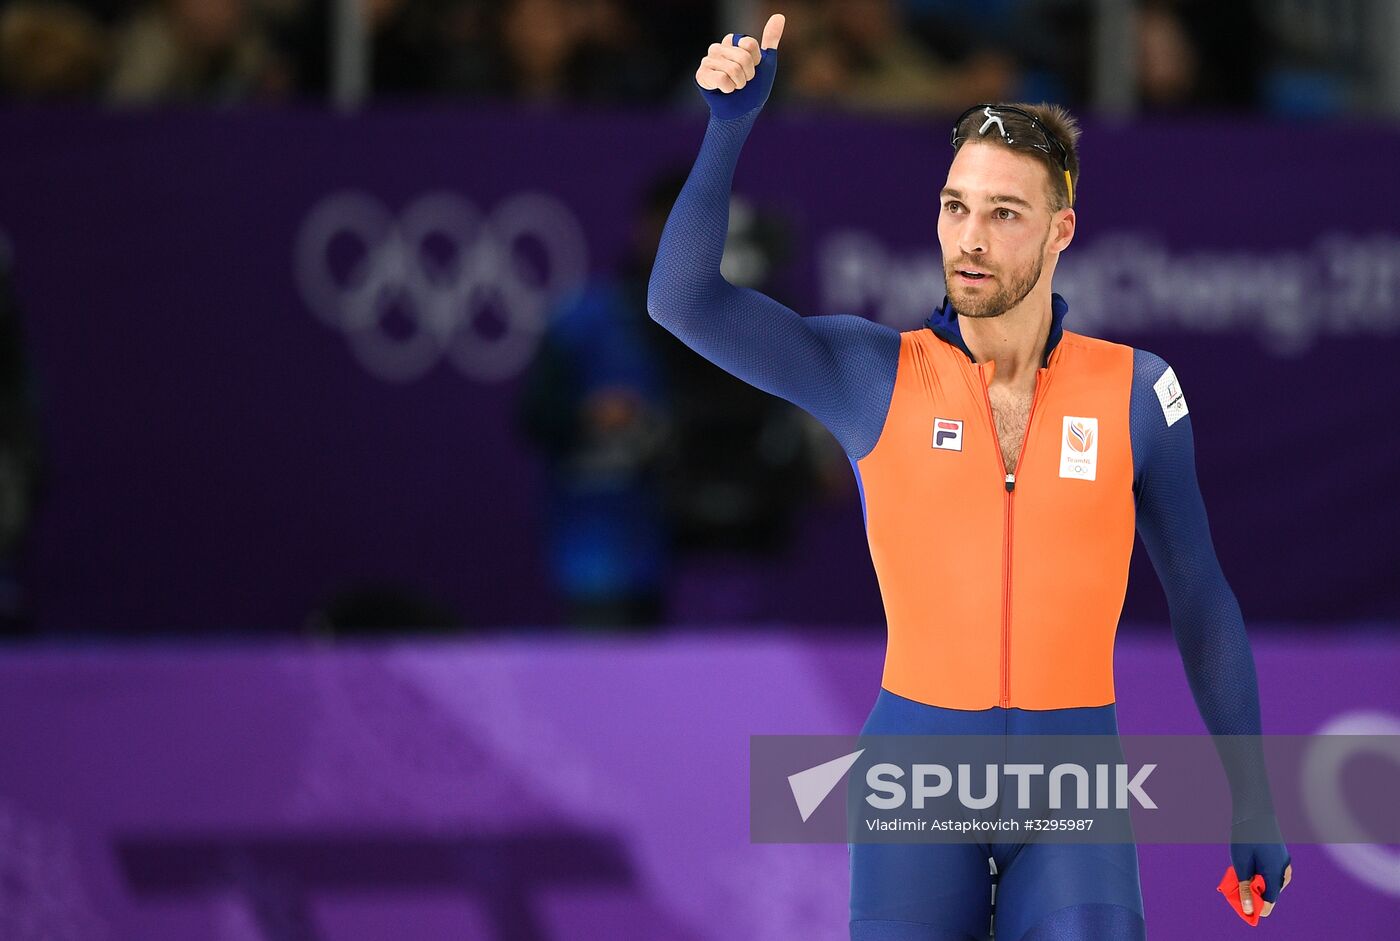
[652, 185, 847, 623]
[0, 1, 109, 99]
[1136, 0, 1262, 112]
[107, 0, 287, 103]
[365, 0, 444, 93]
[1136, 1, 1196, 108]
[439, 0, 669, 104]
[0, 1, 1372, 119]
[657, 190, 837, 558]
[516, 168, 836, 628]
[564, 0, 671, 102]
[774, 0, 1017, 115]
[498, 0, 577, 100]
[515, 174, 673, 629]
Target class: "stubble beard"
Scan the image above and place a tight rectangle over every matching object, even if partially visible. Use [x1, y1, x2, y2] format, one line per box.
[945, 250, 1046, 319]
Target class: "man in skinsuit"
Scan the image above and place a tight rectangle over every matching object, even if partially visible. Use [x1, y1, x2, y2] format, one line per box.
[647, 13, 1293, 939]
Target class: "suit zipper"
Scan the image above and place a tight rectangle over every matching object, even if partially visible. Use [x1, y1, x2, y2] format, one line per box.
[977, 363, 1046, 708]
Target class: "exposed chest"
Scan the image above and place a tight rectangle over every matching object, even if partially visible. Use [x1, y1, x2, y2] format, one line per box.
[988, 382, 1034, 471]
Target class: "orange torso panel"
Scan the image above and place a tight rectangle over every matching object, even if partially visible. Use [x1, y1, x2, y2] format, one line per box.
[854, 328, 1137, 710]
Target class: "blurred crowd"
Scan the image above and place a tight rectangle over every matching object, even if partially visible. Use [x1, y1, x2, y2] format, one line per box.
[0, 0, 1379, 115]
[516, 168, 850, 630]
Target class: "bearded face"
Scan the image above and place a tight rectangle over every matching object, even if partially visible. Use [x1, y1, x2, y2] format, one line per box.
[943, 234, 1048, 319]
[937, 141, 1065, 319]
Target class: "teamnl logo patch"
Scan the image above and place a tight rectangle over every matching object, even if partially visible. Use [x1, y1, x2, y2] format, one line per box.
[932, 417, 963, 451]
[1059, 416, 1098, 481]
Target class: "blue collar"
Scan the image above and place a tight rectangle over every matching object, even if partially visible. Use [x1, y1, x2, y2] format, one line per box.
[924, 293, 1070, 368]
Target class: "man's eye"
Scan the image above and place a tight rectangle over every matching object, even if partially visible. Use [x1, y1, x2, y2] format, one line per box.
[995, 208, 1017, 220]
[943, 201, 962, 213]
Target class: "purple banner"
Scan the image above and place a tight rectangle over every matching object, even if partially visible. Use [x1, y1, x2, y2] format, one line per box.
[0, 630, 1395, 938]
[0, 107, 1397, 632]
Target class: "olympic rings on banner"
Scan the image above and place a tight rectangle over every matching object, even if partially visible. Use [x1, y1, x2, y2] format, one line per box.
[295, 191, 588, 382]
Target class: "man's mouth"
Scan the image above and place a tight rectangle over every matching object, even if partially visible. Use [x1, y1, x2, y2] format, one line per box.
[955, 268, 992, 284]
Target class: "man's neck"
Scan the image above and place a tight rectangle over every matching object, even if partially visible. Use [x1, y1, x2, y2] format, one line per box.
[959, 284, 1054, 386]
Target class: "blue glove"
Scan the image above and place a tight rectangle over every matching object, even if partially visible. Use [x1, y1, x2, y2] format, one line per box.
[1230, 811, 1291, 905]
[695, 32, 779, 120]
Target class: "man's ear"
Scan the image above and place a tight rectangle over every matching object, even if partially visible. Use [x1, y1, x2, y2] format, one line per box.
[1050, 208, 1076, 254]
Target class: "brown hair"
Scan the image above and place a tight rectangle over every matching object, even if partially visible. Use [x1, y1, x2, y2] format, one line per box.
[952, 102, 1081, 212]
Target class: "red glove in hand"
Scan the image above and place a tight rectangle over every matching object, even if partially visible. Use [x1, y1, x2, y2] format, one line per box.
[1217, 866, 1265, 926]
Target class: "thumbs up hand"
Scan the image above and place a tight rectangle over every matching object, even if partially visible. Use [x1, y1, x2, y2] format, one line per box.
[695, 13, 784, 92]
[694, 13, 785, 119]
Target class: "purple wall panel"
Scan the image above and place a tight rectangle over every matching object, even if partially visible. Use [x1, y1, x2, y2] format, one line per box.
[0, 107, 1396, 632]
[0, 631, 1394, 938]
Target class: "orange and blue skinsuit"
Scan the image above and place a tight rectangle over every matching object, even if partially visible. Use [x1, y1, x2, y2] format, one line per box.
[647, 36, 1289, 941]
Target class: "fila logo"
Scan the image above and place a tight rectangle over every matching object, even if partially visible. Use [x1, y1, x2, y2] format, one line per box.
[1059, 416, 1099, 480]
[932, 418, 963, 451]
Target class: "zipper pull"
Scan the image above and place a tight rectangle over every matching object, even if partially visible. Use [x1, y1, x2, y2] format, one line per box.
[1005, 473, 1016, 493]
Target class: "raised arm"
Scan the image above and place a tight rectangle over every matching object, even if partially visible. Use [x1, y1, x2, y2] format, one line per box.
[1130, 348, 1292, 913]
[645, 14, 899, 460]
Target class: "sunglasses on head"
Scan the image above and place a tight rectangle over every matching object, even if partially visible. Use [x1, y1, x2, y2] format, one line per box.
[950, 104, 1074, 207]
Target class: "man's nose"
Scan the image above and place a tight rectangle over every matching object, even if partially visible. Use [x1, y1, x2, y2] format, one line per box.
[958, 220, 987, 256]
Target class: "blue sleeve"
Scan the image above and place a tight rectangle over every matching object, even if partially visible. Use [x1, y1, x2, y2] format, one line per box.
[645, 43, 899, 460]
[1131, 348, 1290, 899]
